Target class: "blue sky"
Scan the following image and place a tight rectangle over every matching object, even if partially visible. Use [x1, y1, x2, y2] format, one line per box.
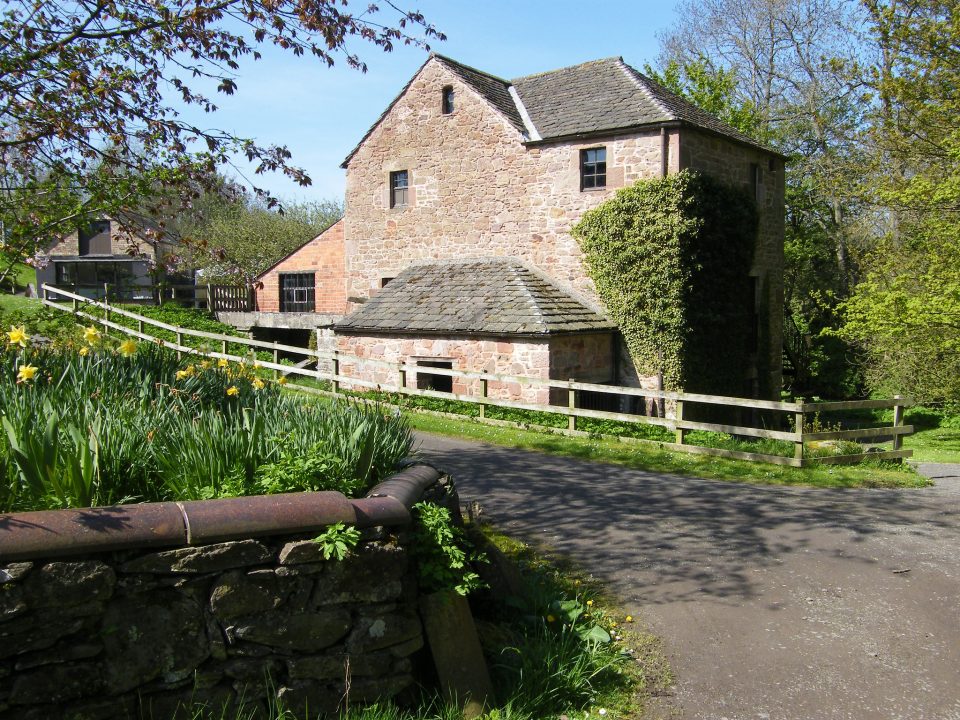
[189, 1, 682, 203]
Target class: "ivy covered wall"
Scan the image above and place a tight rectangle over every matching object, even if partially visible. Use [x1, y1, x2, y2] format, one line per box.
[572, 170, 758, 397]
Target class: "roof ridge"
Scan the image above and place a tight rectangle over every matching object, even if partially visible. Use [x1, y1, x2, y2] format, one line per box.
[511, 56, 623, 83]
[432, 53, 512, 86]
[617, 59, 674, 119]
[506, 263, 546, 326]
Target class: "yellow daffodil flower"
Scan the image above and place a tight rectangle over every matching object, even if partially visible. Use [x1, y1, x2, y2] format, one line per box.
[217, 358, 229, 368]
[200, 360, 212, 370]
[78, 346, 90, 357]
[586, 600, 593, 607]
[625, 615, 633, 623]
[6, 325, 28, 348]
[252, 378, 265, 390]
[83, 326, 101, 344]
[277, 376, 288, 385]
[226, 386, 239, 397]
[17, 364, 38, 383]
[175, 367, 194, 381]
[118, 339, 137, 356]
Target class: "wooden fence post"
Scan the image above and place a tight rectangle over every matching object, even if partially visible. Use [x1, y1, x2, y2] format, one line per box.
[675, 399, 685, 445]
[399, 365, 407, 394]
[892, 395, 904, 451]
[273, 342, 280, 380]
[138, 319, 144, 335]
[331, 351, 340, 394]
[479, 378, 488, 419]
[221, 339, 228, 356]
[567, 379, 576, 432]
[794, 399, 805, 464]
[207, 284, 214, 312]
[176, 331, 183, 360]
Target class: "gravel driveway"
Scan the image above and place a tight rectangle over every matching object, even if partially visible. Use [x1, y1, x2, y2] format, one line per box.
[414, 432, 960, 720]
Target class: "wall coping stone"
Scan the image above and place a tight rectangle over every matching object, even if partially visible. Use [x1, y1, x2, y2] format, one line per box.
[0, 463, 443, 562]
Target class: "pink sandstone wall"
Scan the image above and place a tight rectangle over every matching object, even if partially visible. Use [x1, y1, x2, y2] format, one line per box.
[343, 57, 680, 311]
[335, 334, 552, 405]
[255, 219, 347, 314]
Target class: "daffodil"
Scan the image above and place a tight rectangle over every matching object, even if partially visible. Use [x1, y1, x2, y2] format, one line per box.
[200, 360, 212, 370]
[217, 358, 229, 368]
[625, 615, 633, 623]
[17, 364, 38, 383]
[78, 346, 90, 357]
[6, 325, 28, 348]
[83, 326, 102, 344]
[277, 376, 288, 386]
[175, 368, 192, 381]
[586, 599, 593, 607]
[226, 385, 239, 397]
[252, 377, 265, 390]
[118, 339, 137, 356]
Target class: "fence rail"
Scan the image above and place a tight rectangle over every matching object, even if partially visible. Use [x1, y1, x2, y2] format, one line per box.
[43, 282, 253, 311]
[40, 284, 913, 468]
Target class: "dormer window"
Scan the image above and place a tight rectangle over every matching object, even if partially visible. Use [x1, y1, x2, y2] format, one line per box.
[442, 86, 454, 114]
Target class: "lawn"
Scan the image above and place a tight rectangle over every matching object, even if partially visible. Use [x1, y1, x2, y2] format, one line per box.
[408, 413, 931, 489]
[903, 427, 960, 463]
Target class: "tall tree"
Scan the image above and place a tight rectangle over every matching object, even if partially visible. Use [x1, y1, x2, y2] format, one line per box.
[837, 0, 960, 407]
[655, 0, 871, 397]
[0, 0, 442, 286]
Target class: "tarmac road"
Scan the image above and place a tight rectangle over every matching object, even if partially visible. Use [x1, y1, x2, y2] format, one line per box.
[414, 432, 960, 720]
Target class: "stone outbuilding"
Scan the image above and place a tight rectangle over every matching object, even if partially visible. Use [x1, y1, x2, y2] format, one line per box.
[241, 53, 785, 400]
[333, 259, 616, 404]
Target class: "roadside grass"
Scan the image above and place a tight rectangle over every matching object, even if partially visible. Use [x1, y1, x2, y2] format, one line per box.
[903, 428, 960, 463]
[407, 413, 929, 489]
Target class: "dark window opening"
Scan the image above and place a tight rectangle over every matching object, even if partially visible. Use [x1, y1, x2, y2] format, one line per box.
[417, 360, 453, 393]
[78, 220, 111, 256]
[390, 170, 409, 208]
[279, 272, 315, 313]
[750, 163, 762, 201]
[747, 276, 760, 353]
[380, 277, 395, 288]
[580, 147, 607, 190]
[442, 86, 454, 114]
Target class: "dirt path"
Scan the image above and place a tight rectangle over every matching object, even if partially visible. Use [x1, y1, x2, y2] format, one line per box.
[414, 432, 960, 720]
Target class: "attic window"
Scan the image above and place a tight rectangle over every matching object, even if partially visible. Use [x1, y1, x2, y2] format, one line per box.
[442, 86, 454, 114]
[390, 170, 408, 208]
[580, 147, 607, 190]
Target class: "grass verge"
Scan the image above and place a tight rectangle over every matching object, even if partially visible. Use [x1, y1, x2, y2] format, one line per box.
[903, 427, 960, 464]
[407, 413, 929, 489]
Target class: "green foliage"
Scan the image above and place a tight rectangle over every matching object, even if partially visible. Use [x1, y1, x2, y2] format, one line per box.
[410, 501, 484, 596]
[176, 193, 343, 283]
[0, 341, 412, 512]
[312, 521, 362, 561]
[572, 170, 757, 395]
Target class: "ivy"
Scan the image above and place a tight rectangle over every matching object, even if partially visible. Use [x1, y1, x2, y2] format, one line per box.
[572, 170, 757, 395]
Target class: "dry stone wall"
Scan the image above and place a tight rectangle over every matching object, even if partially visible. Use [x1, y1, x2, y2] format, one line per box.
[0, 532, 423, 719]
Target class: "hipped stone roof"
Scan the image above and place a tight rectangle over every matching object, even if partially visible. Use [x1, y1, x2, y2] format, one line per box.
[335, 260, 615, 337]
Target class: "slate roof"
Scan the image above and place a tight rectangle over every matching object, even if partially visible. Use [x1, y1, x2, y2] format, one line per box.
[335, 260, 615, 337]
[341, 55, 775, 166]
[512, 57, 766, 149]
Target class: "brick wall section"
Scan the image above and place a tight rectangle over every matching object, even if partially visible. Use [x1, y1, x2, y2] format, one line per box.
[343, 58, 679, 310]
[255, 219, 346, 314]
[335, 334, 551, 405]
[680, 130, 785, 397]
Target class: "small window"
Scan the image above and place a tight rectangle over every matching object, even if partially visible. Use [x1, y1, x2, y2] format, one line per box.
[417, 360, 453, 393]
[390, 170, 409, 208]
[279, 272, 315, 312]
[442, 86, 454, 114]
[580, 147, 606, 190]
[751, 163, 762, 201]
[380, 277, 395, 288]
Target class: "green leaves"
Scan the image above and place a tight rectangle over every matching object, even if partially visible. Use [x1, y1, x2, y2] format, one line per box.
[313, 521, 362, 561]
[410, 501, 485, 596]
[572, 171, 757, 395]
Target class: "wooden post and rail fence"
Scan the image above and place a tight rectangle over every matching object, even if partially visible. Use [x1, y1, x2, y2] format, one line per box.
[40, 284, 913, 468]
[41, 282, 254, 312]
